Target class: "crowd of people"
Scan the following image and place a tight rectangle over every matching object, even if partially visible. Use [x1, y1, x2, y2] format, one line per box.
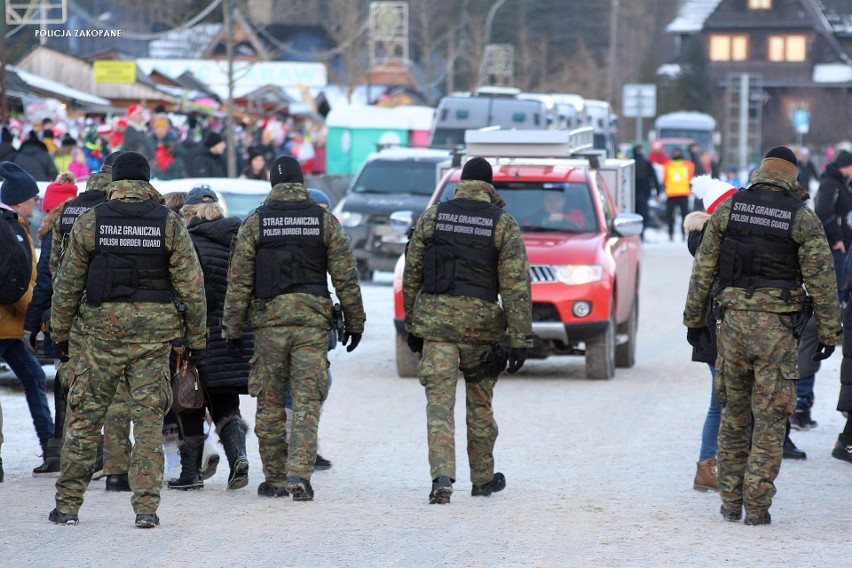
[0, 106, 326, 186]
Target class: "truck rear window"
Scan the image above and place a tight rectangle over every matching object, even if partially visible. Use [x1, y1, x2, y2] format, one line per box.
[437, 181, 598, 233]
[352, 161, 440, 196]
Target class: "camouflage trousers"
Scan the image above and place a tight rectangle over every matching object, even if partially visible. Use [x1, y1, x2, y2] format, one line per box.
[419, 341, 498, 485]
[715, 309, 797, 517]
[56, 336, 172, 515]
[62, 334, 132, 475]
[250, 326, 328, 486]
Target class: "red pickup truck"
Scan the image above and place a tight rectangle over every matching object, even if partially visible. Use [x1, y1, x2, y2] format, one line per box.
[392, 129, 643, 380]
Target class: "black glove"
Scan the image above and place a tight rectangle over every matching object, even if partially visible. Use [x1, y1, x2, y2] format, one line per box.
[342, 331, 362, 352]
[686, 327, 711, 351]
[187, 348, 204, 367]
[507, 347, 528, 374]
[23, 330, 38, 356]
[813, 342, 835, 362]
[226, 338, 245, 359]
[407, 334, 424, 354]
[55, 341, 70, 363]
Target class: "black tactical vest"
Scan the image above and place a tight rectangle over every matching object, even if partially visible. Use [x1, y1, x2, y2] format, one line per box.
[718, 186, 804, 299]
[422, 199, 502, 302]
[86, 200, 171, 305]
[254, 200, 329, 299]
[59, 190, 107, 235]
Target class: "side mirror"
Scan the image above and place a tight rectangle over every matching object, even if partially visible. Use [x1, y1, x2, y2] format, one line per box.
[390, 210, 414, 235]
[612, 213, 644, 237]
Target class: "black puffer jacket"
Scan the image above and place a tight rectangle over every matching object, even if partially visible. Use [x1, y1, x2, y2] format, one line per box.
[189, 150, 227, 178]
[814, 163, 852, 249]
[839, 268, 852, 412]
[188, 216, 253, 393]
[14, 139, 58, 181]
[685, 211, 718, 364]
[23, 230, 55, 359]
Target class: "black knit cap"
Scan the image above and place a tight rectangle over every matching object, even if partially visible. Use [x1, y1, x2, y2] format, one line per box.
[460, 157, 492, 184]
[101, 151, 123, 172]
[763, 146, 797, 168]
[835, 150, 852, 169]
[203, 131, 224, 148]
[111, 151, 150, 182]
[270, 155, 303, 186]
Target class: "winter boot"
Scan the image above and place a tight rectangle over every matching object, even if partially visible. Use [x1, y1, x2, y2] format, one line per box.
[167, 436, 204, 490]
[218, 418, 250, 490]
[0, 455, 4, 483]
[135, 513, 160, 528]
[314, 454, 332, 470]
[831, 434, 852, 463]
[286, 476, 314, 501]
[49, 508, 79, 525]
[693, 458, 719, 492]
[429, 476, 453, 504]
[720, 505, 742, 522]
[257, 481, 289, 498]
[33, 438, 62, 477]
[789, 408, 817, 431]
[201, 433, 220, 481]
[783, 435, 807, 460]
[744, 512, 771, 526]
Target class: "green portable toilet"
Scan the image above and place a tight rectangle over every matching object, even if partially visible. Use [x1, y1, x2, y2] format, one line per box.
[325, 105, 412, 175]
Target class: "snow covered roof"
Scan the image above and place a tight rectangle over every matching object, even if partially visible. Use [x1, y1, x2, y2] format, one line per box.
[326, 104, 434, 130]
[812, 63, 852, 83]
[147, 24, 222, 59]
[8, 65, 110, 107]
[666, 0, 724, 34]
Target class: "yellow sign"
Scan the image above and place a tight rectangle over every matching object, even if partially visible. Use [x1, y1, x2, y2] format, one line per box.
[93, 61, 137, 84]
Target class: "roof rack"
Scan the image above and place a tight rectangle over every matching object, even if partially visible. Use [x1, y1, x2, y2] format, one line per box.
[464, 127, 594, 159]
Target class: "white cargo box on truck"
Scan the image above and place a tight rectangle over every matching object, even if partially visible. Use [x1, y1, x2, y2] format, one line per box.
[599, 159, 636, 214]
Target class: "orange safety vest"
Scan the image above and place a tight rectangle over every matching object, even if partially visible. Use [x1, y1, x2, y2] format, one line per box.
[664, 159, 694, 197]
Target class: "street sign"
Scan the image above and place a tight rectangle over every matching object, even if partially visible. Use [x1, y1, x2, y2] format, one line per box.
[793, 109, 809, 134]
[622, 83, 656, 118]
[94, 61, 136, 84]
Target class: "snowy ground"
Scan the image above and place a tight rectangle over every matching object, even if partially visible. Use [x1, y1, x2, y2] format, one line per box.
[1, 231, 850, 567]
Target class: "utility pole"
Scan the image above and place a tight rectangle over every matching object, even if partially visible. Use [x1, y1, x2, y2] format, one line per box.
[607, 0, 619, 103]
[224, 0, 236, 177]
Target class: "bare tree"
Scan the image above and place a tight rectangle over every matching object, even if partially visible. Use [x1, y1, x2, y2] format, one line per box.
[320, 0, 370, 102]
[408, 0, 464, 105]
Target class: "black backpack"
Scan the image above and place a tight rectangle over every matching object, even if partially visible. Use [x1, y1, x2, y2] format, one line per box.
[0, 209, 32, 305]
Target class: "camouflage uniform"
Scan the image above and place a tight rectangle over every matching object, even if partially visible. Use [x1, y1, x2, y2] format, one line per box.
[51, 179, 206, 517]
[223, 182, 364, 490]
[403, 179, 533, 485]
[51, 170, 132, 476]
[684, 167, 841, 520]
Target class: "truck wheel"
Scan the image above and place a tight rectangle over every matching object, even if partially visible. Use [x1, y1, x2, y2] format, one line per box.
[586, 309, 615, 380]
[616, 295, 638, 368]
[396, 332, 420, 378]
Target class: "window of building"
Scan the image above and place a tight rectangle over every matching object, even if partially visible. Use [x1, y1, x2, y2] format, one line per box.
[768, 35, 807, 62]
[709, 34, 749, 61]
[748, 0, 772, 9]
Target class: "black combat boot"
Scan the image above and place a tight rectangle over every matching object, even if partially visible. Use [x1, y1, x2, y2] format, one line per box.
[744, 512, 771, 526]
[429, 476, 453, 504]
[0, 455, 4, 483]
[286, 476, 314, 501]
[135, 513, 160, 528]
[783, 435, 807, 460]
[49, 508, 79, 525]
[33, 438, 62, 477]
[218, 418, 249, 490]
[257, 481, 289, 498]
[105, 473, 131, 492]
[167, 436, 204, 490]
[471, 472, 506, 497]
[720, 505, 742, 522]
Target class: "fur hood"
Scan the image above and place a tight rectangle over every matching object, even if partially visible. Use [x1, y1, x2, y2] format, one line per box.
[683, 210, 710, 233]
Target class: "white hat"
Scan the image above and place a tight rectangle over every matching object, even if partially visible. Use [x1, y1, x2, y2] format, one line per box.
[691, 175, 737, 214]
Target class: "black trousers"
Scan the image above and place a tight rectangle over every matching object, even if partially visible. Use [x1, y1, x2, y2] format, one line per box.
[666, 196, 690, 238]
[178, 390, 241, 438]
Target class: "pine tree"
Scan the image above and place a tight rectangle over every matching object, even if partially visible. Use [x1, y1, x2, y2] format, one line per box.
[671, 35, 715, 113]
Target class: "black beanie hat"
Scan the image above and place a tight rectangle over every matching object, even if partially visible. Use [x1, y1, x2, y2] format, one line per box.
[763, 146, 797, 168]
[0, 161, 40, 205]
[101, 151, 123, 172]
[460, 157, 492, 184]
[111, 151, 150, 182]
[204, 131, 224, 148]
[834, 150, 852, 169]
[1, 127, 12, 144]
[270, 155, 304, 186]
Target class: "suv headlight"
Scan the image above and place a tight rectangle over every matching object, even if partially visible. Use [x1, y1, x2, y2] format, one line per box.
[336, 211, 365, 228]
[553, 264, 603, 286]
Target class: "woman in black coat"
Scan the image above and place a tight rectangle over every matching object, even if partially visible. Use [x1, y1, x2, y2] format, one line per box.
[14, 131, 58, 181]
[834, 267, 852, 463]
[168, 186, 254, 491]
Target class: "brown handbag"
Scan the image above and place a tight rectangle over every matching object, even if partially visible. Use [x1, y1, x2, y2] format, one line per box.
[172, 353, 204, 413]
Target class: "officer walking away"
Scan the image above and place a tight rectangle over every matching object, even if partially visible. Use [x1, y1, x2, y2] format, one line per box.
[663, 148, 695, 241]
[49, 151, 206, 528]
[222, 156, 365, 501]
[683, 146, 841, 526]
[403, 157, 533, 504]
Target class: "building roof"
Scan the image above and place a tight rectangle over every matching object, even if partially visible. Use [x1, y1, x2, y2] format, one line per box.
[147, 24, 222, 59]
[666, 0, 724, 34]
[8, 65, 111, 107]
